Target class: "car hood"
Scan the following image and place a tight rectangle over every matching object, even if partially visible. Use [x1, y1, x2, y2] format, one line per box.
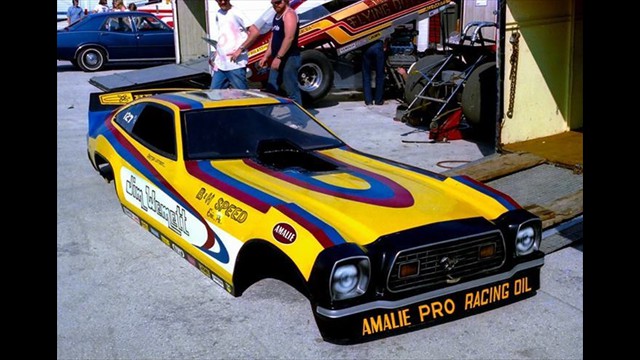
[191, 147, 517, 246]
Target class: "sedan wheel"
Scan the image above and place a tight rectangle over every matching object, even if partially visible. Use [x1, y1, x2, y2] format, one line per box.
[77, 47, 106, 72]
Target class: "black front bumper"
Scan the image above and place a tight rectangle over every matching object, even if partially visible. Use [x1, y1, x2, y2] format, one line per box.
[313, 257, 543, 345]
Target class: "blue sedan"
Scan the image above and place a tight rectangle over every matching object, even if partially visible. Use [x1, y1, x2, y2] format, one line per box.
[57, 11, 175, 72]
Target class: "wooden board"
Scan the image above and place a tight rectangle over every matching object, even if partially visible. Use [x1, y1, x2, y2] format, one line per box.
[442, 152, 546, 182]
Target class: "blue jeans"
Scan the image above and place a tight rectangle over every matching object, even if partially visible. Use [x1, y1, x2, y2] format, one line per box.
[266, 53, 302, 105]
[210, 68, 248, 89]
[361, 40, 385, 104]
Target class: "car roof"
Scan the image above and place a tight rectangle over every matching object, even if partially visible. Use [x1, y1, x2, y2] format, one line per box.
[86, 11, 159, 19]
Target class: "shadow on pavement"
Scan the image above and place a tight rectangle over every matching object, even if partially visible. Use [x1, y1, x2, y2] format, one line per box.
[57, 61, 174, 73]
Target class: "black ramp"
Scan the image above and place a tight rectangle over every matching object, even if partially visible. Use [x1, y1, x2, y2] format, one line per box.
[88, 58, 210, 91]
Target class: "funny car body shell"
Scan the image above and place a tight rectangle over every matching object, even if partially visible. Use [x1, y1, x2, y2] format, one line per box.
[87, 88, 544, 344]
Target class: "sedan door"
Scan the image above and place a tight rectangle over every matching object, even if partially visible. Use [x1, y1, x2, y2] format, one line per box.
[131, 15, 176, 60]
[98, 15, 139, 60]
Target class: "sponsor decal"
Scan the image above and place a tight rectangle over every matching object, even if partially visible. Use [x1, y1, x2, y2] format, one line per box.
[211, 273, 225, 289]
[100, 91, 156, 105]
[196, 187, 216, 206]
[118, 170, 231, 265]
[210, 197, 248, 224]
[123, 111, 135, 124]
[347, 0, 443, 29]
[122, 206, 139, 223]
[273, 223, 297, 244]
[206, 209, 223, 224]
[146, 153, 165, 167]
[171, 243, 185, 258]
[99, 92, 134, 105]
[186, 253, 197, 267]
[198, 264, 211, 277]
[160, 234, 171, 247]
[149, 226, 160, 239]
[337, 41, 360, 56]
[125, 173, 190, 236]
[121, 168, 209, 245]
[361, 276, 533, 336]
[123, 203, 237, 296]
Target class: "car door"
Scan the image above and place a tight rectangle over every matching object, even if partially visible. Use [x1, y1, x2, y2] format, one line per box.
[98, 15, 138, 60]
[131, 15, 175, 60]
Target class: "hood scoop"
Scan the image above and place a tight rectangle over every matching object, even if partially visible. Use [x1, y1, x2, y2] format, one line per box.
[255, 138, 337, 172]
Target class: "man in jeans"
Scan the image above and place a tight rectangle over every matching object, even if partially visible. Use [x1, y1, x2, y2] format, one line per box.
[361, 40, 386, 105]
[258, 0, 302, 105]
[209, 0, 259, 89]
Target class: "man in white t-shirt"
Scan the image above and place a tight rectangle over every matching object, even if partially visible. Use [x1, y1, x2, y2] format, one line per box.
[209, 0, 260, 89]
[93, 0, 109, 13]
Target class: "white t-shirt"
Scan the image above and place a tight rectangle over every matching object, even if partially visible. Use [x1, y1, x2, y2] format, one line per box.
[212, 7, 252, 71]
[93, 4, 109, 13]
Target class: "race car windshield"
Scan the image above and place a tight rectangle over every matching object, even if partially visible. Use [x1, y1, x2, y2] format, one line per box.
[183, 103, 344, 160]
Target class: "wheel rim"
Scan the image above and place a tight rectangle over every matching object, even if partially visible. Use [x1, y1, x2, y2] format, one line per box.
[298, 63, 323, 93]
[84, 51, 100, 67]
[80, 49, 103, 71]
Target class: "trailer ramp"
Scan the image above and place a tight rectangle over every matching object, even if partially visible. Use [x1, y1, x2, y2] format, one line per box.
[88, 58, 211, 92]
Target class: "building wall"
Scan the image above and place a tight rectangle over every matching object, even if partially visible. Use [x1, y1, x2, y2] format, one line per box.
[461, 0, 498, 40]
[500, 0, 582, 144]
[175, 0, 209, 62]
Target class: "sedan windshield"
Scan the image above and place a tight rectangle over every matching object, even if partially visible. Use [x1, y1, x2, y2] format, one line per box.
[183, 103, 343, 160]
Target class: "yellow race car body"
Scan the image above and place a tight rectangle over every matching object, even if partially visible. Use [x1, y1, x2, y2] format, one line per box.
[87, 88, 544, 344]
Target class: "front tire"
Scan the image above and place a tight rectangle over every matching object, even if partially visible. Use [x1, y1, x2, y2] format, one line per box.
[299, 50, 334, 104]
[77, 47, 106, 72]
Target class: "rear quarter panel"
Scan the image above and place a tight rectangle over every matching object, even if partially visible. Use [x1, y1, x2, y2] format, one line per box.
[57, 31, 101, 59]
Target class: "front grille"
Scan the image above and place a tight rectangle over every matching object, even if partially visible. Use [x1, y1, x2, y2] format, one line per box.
[387, 231, 505, 292]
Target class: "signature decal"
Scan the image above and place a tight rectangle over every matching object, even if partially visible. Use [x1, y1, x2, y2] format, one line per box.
[119, 166, 229, 264]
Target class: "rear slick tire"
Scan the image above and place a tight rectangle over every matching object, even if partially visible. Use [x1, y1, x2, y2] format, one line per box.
[299, 50, 334, 104]
[461, 61, 497, 134]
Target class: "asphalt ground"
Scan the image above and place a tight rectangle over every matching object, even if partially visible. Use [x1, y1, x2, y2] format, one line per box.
[57, 58, 583, 359]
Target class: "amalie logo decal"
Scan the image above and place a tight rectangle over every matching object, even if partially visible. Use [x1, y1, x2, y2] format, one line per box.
[272, 223, 297, 244]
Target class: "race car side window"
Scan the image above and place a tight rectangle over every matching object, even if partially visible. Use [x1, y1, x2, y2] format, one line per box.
[114, 103, 177, 160]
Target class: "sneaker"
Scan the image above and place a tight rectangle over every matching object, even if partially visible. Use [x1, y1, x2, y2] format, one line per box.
[375, 101, 384, 105]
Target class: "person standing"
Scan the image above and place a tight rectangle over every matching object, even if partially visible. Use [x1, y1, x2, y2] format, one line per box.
[361, 39, 385, 105]
[258, 0, 302, 105]
[209, 0, 260, 89]
[112, 0, 127, 11]
[93, 0, 109, 13]
[128, 2, 137, 11]
[67, 0, 85, 25]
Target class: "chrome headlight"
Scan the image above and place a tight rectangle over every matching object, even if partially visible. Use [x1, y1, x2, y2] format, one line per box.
[330, 257, 370, 301]
[245, 67, 252, 78]
[515, 223, 540, 256]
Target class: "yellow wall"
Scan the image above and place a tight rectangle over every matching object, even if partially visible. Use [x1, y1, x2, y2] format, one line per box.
[500, 0, 582, 144]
